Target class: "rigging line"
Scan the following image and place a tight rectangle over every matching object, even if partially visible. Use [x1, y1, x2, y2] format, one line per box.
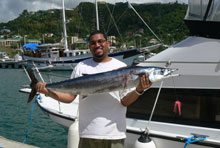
[105, 3, 126, 48]
[41, 72, 70, 79]
[144, 81, 163, 135]
[105, 3, 116, 33]
[127, 2, 163, 44]
[107, 9, 128, 33]
[77, 14, 81, 35]
[78, 8, 90, 34]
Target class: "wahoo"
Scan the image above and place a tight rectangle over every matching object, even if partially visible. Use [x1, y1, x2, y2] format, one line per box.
[26, 66, 179, 103]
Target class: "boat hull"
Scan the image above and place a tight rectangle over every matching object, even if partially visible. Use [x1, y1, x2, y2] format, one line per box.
[23, 49, 143, 71]
[34, 94, 220, 148]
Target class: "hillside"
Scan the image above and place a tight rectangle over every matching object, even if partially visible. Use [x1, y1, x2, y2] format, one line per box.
[0, 2, 189, 46]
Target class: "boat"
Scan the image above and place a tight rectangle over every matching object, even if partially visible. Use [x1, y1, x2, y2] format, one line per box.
[22, 1, 220, 148]
[0, 51, 26, 69]
[22, 0, 91, 71]
[125, 0, 220, 147]
[22, 43, 91, 70]
[22, 0, 158, 71]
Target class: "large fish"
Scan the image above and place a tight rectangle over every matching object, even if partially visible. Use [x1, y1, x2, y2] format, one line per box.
[26, 66, 179, 103]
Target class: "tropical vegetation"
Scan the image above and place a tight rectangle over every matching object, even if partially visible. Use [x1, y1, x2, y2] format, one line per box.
[0, 2, 189, 52]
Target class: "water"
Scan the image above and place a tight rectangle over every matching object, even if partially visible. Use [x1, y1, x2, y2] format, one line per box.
[0, 69, 72, 148]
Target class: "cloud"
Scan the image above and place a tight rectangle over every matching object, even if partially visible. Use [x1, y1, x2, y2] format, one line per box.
[0, 0, 188, 23]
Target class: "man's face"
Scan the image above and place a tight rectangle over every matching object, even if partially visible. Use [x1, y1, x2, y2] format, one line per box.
[89, 33, 110, 61]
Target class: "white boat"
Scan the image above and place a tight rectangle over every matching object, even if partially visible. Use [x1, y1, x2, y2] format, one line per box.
[125, 0, 220, 147]
[22, 1, 220, 148]
[0, 51, 26, 69]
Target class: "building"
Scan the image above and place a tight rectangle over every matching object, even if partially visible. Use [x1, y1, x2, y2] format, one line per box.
[0, 38, 21, 47]
[108, 36, 116, 45]
[149, 38, 159, 44]
[0, 38, 41, 47]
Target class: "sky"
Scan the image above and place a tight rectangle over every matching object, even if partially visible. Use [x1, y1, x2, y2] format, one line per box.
[0, 0, 188, 23]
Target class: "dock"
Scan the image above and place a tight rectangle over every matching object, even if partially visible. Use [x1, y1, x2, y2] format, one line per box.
[0, 136, 39, 148]
[0, 60, 26, 69]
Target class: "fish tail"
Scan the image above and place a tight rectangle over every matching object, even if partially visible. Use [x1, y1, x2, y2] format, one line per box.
[26, 68, 38, 103]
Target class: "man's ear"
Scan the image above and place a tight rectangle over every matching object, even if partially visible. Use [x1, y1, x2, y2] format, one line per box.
[107, 40, 110, 47]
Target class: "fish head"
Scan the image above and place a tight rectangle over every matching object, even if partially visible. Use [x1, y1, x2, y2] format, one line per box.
[148, 67, 179, 83]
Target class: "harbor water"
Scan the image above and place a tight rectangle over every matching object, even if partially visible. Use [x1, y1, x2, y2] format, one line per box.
[0, 69, 72, 148]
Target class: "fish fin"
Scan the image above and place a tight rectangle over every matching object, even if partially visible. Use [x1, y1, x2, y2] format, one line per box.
[28, 89, 37, 103]
[26, 68, 39, 103]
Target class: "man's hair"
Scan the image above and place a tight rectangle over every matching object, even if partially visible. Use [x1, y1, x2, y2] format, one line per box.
[89, 30, 108, 41]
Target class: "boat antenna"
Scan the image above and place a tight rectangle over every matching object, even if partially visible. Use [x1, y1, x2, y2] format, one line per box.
[126, 1, 163, 44]
[62, 0, 69, 51]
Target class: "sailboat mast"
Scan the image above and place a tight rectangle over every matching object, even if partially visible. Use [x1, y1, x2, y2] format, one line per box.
[62, 0, 69, 51]
[95, 0, 100, 30]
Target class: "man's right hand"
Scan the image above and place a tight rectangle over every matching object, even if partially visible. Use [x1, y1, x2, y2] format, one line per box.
[36, 82, 50, 95]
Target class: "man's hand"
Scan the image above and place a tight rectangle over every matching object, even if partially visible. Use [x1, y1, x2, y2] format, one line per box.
[36, 82, 50, 95]
[136, 74, 152, 93]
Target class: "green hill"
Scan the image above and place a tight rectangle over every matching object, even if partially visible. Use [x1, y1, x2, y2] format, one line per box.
[0, 2, 189, 46]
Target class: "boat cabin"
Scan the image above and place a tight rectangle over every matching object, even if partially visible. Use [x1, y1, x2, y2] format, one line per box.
[23, 43, 90, 59]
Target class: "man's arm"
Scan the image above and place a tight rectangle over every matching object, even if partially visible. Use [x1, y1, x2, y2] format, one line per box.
[121, 74, 152, 106]
[36, 82, 77, 103]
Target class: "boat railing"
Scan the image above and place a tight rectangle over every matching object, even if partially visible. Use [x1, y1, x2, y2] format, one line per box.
[138, 60, 220, 65]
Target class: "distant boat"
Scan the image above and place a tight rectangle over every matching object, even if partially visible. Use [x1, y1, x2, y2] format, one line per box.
[0, 51, 26, 69]
[22, 0, 91, 71]
[22, 42, 91, 70]
[22, 0, 158, 71]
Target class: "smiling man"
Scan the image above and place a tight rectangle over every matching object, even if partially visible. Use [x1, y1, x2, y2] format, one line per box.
[36, 30, 152, 148]
[89, 31, 110, 62]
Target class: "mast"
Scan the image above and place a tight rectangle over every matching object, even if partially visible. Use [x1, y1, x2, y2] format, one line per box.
[95, 0, 100, 30]
[62, 0, 69, 51]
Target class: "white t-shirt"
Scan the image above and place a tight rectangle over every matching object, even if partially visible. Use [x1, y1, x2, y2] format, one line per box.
[71, 58, 132, 139]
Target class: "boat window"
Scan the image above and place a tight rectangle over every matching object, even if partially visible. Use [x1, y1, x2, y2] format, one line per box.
[127, 88, 220, 128]
[69, 53, 72, 57]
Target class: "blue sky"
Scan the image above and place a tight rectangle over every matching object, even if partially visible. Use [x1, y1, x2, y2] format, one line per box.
[0, 0, 188, 23]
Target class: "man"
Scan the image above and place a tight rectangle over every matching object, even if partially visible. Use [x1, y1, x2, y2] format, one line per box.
[36, 30, 152, 148]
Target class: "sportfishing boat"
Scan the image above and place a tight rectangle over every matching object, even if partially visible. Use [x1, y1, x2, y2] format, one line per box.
[21, 1, 220, 148]
[125, 0, 220, 147]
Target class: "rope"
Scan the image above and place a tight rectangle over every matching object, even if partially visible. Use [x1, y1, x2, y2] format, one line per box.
[23, 96, 40, 143]
[184, 135, 207, 148]
[144, 81, 164, 135]
[127, 1, 163, 44]
[105, 3, 126, 48]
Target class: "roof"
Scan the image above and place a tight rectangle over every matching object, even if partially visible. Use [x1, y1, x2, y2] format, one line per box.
[22, 43, 39, 50]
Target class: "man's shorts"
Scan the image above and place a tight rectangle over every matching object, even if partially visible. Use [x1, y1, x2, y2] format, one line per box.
[78, 138, 125, 148]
